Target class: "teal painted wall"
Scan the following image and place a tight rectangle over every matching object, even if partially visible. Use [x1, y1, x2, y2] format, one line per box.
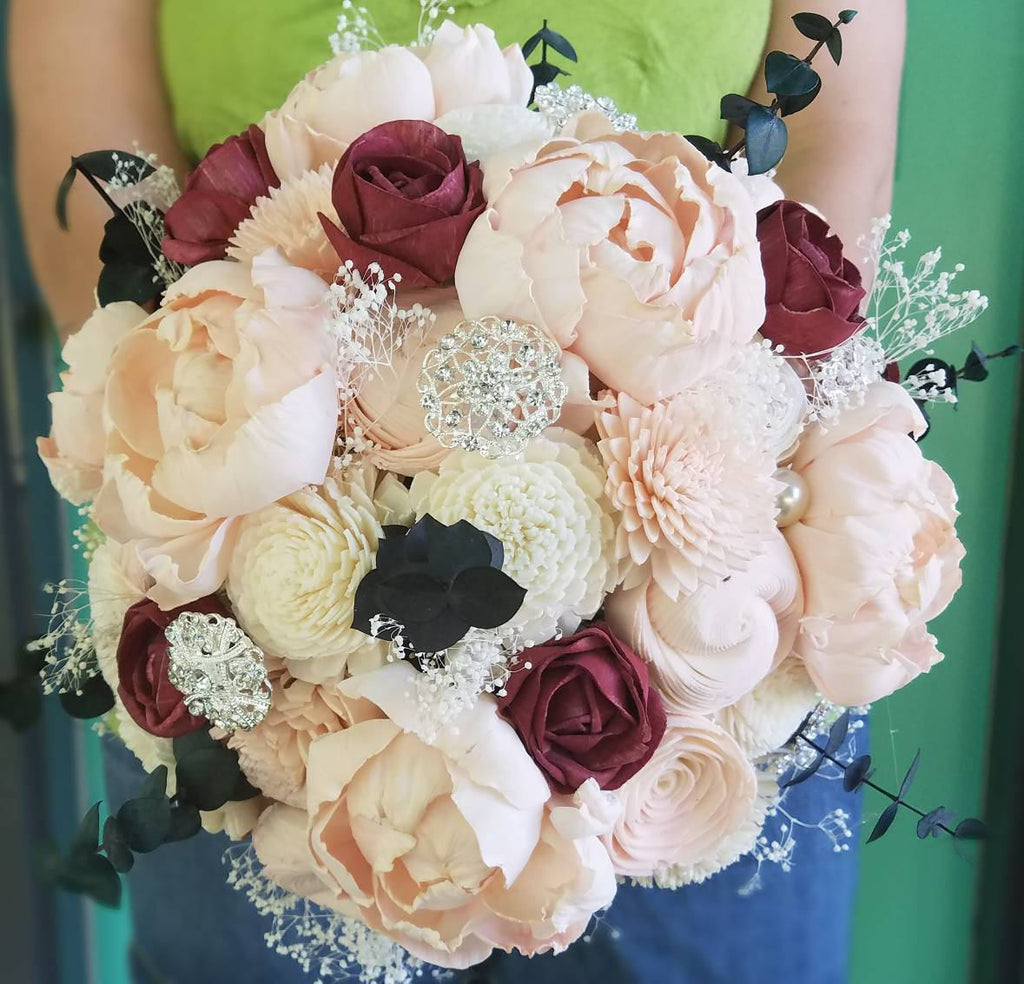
[851, 2, 1024, 983]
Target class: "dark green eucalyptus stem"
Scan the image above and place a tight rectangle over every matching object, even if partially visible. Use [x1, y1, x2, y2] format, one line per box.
[797, 733, 958, 836]
[726, 15, 846, 162]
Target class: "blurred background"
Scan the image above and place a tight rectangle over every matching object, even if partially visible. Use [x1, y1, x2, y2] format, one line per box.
[1, 1, 1022, 982]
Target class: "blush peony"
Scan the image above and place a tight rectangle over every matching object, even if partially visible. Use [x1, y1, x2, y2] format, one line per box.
[227, 662, 377, 808]
[91, 251, 338, 609]
[409, 429, 617, 646]
[38, 301, 146, 505]
[263, 22, 531, 181]
[605, 711, 757, 882]
[253, 662, 615, 968]
[455, 114, 766, 405]
[597, 389, 780, 600]
[606, 532, 803, 713]
[226, 466, 388, 683]
[785, 381, 964, 705]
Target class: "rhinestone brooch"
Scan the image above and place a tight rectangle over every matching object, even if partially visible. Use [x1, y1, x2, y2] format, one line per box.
[165, 612, 272, 733]
[417, 316, 568, 459]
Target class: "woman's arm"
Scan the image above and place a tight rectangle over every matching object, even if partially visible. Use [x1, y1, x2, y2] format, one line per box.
[9, 0, 189, 337]
[750, 0, 907, 259]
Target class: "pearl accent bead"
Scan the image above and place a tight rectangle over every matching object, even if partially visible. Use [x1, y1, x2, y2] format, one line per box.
[774, 468, 810, 528]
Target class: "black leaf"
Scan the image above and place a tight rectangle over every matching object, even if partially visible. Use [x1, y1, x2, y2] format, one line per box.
[530, 62, 568, 90]
[960, 343, 989, 382]
[57, 853, 122, 908]
[744, 107, 789, 175]
[449, 567, 527, 629]
[867, 802, 899, 843]
[778, 79, 822, 117]
[137, 765, 169, 802]
[838, 10, 858, 24]
[70, 802, 102, 859]
[792, 12, 834, 40]
[233, 773, 261, 802]
[172, 727, 217, 762]
[70, 150, 155, 185]
[826, 28, 843, 66]
[0, 673, 44, 732]
[102, 817, 135, 873]
[55, 163, 78, 231]
[898, 750, 921, 800]
[166, 804, 202, 842]
[97, 261, 161, 307]
[782, 751, 824, 788]
[824, 710, 851, 757]
[521, 30, 544, 59]
[354, 515, 525, 655]
[378, 574, 447, 622]
[917, 807, 955, 839]
[764, 51, 821, 97]
[954, 817, 987, 840]
[720, 94, 762, 129]
[538, 26, 578, 62]
[54, 151, 156, 231]
[99, 213, 151, 266]
[117, 797, 173, 854]
[59, 673, 115, 720]
[684, 135, 732, 170]
[175, 742, 245, 812]
[843, 754, 874, 792]
[428, 518, 497, 579]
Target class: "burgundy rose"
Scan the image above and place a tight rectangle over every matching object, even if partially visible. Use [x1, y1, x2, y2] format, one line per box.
[162, 124, 278, 265]
[497, 623, 667, 794]
[320, 120, 485, 288]
[757, 200, 866, 356]
[116, 595, 230, 737]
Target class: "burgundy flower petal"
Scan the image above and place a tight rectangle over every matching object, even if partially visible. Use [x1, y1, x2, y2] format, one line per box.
[758, 200, 866, 356]
[326, 119, 485, 287]
[497, 623, 666, 795]
[115, 595, 230, 738]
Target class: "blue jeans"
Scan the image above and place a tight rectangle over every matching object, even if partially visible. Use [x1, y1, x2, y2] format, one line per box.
[104, 733, 863, 984]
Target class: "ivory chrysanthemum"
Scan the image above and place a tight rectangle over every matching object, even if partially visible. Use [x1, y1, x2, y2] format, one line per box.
[226, 466, 387, 682]
[229, 165, 339, 279]
[597, 390, 780, 600]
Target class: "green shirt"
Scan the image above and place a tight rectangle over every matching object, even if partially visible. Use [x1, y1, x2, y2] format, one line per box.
[159, 0, 772, 161]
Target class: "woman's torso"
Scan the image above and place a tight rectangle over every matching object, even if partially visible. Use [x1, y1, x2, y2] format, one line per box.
[159, 0, 772, 160]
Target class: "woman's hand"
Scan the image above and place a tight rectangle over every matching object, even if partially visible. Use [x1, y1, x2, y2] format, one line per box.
[749, 0, 907, 263]
[9, 0, 189, 338]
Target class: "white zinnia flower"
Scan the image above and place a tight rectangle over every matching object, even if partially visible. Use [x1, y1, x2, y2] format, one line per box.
[227, 465, 387, 683]
[409, 428, 617, 646]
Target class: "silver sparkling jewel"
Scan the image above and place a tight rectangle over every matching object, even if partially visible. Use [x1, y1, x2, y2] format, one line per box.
[165, 612, 272, 732]
[418, 317, 568, 459]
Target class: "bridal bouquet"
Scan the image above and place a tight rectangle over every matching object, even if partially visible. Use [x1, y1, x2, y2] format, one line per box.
[28, 6, 1001, 980]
